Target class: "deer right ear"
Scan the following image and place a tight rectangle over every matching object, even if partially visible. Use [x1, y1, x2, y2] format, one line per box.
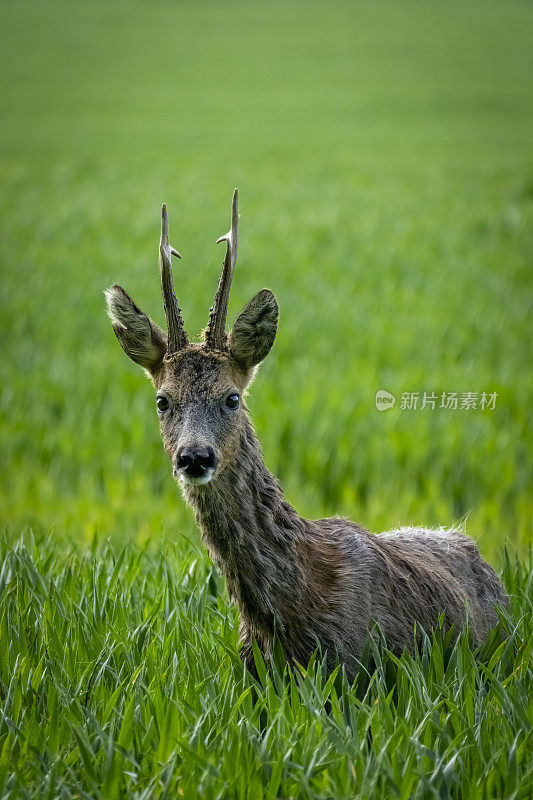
[105, 285, 167, 375]
[228, 289, 278, 373]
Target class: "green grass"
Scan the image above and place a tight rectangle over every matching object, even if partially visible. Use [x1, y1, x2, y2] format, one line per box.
[1, 0, 532, 554]
[1, 535, 531, 799]
[1, 0, 532, 796]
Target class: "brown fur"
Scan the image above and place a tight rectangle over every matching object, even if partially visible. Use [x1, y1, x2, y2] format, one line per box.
[105, 199, 507, 681]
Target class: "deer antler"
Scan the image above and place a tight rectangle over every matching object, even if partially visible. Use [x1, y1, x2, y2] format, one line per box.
[204, 188, 239, 350]
[159, 204, 189, 353]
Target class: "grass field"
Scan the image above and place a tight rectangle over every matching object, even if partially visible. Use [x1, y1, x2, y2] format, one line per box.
[0, 537, 531, 799]
[1, 1, 532, 797]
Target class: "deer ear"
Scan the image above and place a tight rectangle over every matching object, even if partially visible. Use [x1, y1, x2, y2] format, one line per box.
[105, 285, 167, 375]
[228, 289, 278, 372]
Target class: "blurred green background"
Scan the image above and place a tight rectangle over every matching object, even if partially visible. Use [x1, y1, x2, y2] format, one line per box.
[1, 0, 532, 560]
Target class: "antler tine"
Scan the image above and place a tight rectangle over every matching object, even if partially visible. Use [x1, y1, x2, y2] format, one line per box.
[159, 204, 189, 353]
[205, 188, 239, 350]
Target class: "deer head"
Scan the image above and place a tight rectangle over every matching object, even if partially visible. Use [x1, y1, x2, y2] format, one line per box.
[105, 190, 278, 485]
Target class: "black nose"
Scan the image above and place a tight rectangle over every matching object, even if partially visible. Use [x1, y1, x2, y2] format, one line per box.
[176, 447, 217, 478]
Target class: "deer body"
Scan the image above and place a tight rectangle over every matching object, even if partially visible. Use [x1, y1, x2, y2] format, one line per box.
[106, 191, 506, 679]
[182, 373, 503, 678]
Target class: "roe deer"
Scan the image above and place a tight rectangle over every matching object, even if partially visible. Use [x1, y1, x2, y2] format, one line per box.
[105, 190, 506, 679]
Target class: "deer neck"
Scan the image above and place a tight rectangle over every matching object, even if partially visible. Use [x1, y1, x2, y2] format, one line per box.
[181, 416, 306, 635]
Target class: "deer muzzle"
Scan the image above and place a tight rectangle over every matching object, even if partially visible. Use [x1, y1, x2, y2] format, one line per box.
[174, 446, 219, 485]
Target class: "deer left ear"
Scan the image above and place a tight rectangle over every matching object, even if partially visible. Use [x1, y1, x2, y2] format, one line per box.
[228, 289, 278, 372]
[105, 285, 167, 375]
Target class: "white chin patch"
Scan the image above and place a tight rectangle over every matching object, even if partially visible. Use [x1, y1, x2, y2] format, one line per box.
[178, 469, 215, 487]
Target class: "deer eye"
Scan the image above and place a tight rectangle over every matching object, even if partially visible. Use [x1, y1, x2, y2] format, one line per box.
[156, 395, 169, 413]
[225, 393, 240, 410]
